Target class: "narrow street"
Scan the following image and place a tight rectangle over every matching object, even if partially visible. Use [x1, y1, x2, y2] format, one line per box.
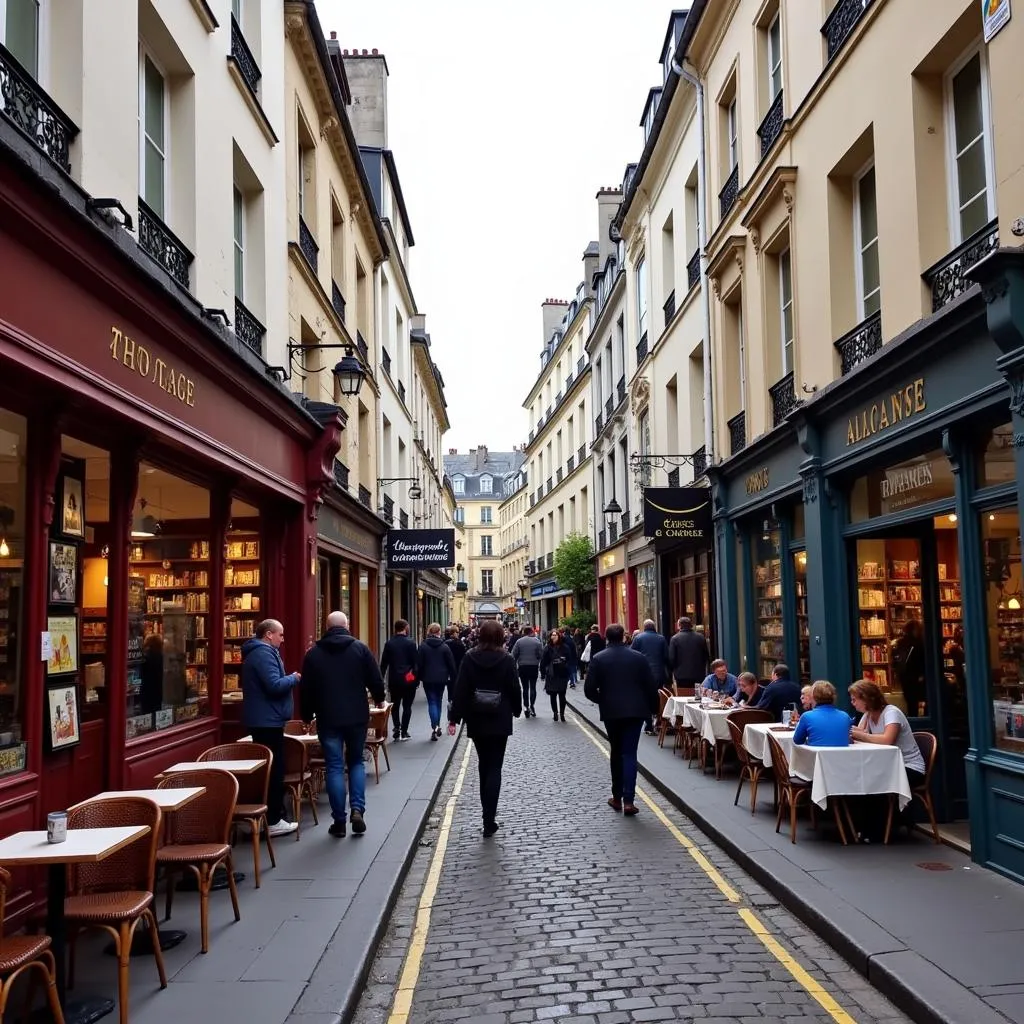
[354, 710, 910, 1024]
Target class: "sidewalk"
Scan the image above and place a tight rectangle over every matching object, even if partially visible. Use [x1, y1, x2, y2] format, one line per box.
[63, 706, 458, 1024]
[569, 691, 1024, 1024]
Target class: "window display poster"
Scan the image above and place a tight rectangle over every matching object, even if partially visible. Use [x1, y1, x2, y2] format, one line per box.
[47, 682, 80, 750]
[45, 615, 78, 676]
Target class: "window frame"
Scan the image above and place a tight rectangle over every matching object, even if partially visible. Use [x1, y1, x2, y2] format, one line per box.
[232, 185, 245, 301]
[727, 98, 739, 173]
[767, 12, 782, 102]
[738, 301, 747, 414]
[943, 44, 996, 245]
[480, 506, 492, 524]
[452, 476, 465, 495]
[636, 256, 648, 341]
[138, 44, 169, 220]
[481, 568, 493, 593]
[481, 535, 493, 557]
[479, 475, 493, 494]
[779, 248, 794, 376]
[853, 160, 880, 320]
[0, 0, 45, 81]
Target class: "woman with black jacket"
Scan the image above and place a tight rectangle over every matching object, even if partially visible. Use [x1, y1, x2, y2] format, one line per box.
[539, 628, 573, 722]
[448, 620, 522, 837]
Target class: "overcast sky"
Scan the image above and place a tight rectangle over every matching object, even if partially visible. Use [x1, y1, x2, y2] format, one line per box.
[319, 0, 675, 454]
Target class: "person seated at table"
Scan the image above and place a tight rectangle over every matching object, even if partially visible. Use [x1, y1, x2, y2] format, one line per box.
[723, 672, 764, 708]
[848, 680, 926, 785]
[792, 682, 850, 747]
[701, 659, 738, 699]
[753, 664, 802, 720]
[800, 685, 814, 712]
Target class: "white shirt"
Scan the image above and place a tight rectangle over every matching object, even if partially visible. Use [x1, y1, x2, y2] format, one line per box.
[863, 704, 926, 775]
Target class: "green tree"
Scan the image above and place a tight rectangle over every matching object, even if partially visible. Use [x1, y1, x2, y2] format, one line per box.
[553, 532, 596, 606]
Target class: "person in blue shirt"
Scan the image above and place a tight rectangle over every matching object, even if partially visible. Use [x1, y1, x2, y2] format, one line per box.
[792, 681, 852, 747]
[701, 659, 738, 699]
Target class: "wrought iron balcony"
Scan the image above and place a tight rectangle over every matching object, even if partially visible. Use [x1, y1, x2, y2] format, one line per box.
[545, 405, 552, 418]
[138, 199, 193, 289]
[687, 249, 700, 291]
[924, 219, 999, 313]
[620, 512, 630, 535]
[578, 444, 585, 464]
[529, 494, 536, 508]
[578, 356, 585, 374]
[298, 215, 318, 272]
[555, 391, 563, 406]
[382, 347, 391, 376]
[356, 331, 369, 364]
[0, 42, 78, 173]
[399, 509, 409, 529]
[334, 460, 350, 491]
[667, 468, 680, 487]
[556, 467, 563, 483]
[605, 395, 613, 418]
[331, 280, 346, 322]
[381, 494, 394, 525]
[719, 165, 739, 220]
[823, 0, 876, 62]
[834, 309, 882, 376]
[358, 484, 371, 508]
[758, 90, 784, 159]
[230, 15, 262, 96]
[663, 290, 676, 327]
[398, 380, 406, 405]
[609, 521, 618, 544]
[636, 331, 649, 364]
[617, 376, 626, 407]
[234, 297, 265, 354]
[567, 454, 575, 473]
[546, 476, 553, 493]
[595, 413, 604, 435]
[598, 529, 607, 550]
[565, 373, 574, 392]
[456, 581, 468, 592]
[693, 446, 707, 478]
[525, 560, 535, 576]
[769, 371, 798, 427]
[728, 411, 746, 455]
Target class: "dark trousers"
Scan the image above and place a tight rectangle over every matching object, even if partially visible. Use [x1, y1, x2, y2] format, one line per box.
[389, 684, 416, 735]
[251, 726, 286, 825]
[473, 734, 508, 826]
[606, 718, 644, 803]
[518, 665, 538, 708]
[549, 691, 567, 716]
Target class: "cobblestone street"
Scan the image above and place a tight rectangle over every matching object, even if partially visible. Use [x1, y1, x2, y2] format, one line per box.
[354, 710, 911, 1024]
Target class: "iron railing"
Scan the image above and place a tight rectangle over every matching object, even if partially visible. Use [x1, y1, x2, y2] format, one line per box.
[609, 521, 618, 544]
[719, 165, 739, 220]
[728, 411, 746, 455]
[356, 331, 369, 364]
[398, 380, 406, 404]
[556, 467, 563, 483]
[692, 446, 707, 478]
[667, 468, 680, 487]
[334, 461, 350, 491]
[399, 509, 409, 529]
[620, 512, 630, 535]
[769, 370, 798, 427]
[663, 290, 676, 326]
[605, 395, 613, 418]
[924, 219, 999, 313]
[595, 413, 604, 435]
[598, 529, 607, 550]
[546, 476, 553, 493]
[636, 331, 649, 363]
[298, 215, 318, 272]
[230, 14, 262, 95]
[138, 199, 193, 289]
[381, 494, 394, 524]
[331, 280, 346, 322]
[234, 297, 265, 354]
[358, 484, 371, 508]
[823, 0, 876, 62]
[834, 310, 882, 376]
[617, 376, 626, 406]
[687, 249, 700, 291]
[567, 454, 575, 473]
[578, 445, 585, 464]
[758, 90, 784, 159]
[382, 347, 391, 375]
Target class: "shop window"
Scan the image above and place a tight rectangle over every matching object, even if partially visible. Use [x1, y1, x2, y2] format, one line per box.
[754, 527, 783, 679]
[854, 163, 880, 318]
[791, 501, 805, 541]
[849, 450, 954, 522]
[983, 507, 1024, 755]
[139, 50, 168, 220]
[3, 0, 40, 79]
[126, 466, 213, 739]
[0, 412, 27, 776]
[636, 564, 656, 625]
[223, 497, 261, 703]
[794, 551, 809, 682]
[979, 423, 1014, 489]
[736, 531, 748, 671]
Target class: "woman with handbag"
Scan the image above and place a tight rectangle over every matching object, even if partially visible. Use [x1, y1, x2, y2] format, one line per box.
[539, 628, 573, 722]
[448, 620, 522, 837]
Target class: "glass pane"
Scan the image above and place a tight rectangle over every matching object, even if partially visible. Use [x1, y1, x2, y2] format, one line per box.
[858, 168, 877, 238]
[979, 424, 1015, 488]
[144, 58, 165, 150]
[358, 570, 370, 644]
[960, 191, 990, 240]
[780, 250, 792, 303]
[754, 529, 783, 679]
[861, 238, 880, 299]
[983, 507, 1024, 755]
[223, 497, 262, 708]
[783, 335, 794, 375]
[794, 552, 809, 683]
[957, 139, 987, 211]
[144, 139, 164, 217]
[234, 246, 244, 301]
[6, 0, 39, 78]
[952, 54, 983, 154]
[233, 188, 244, 244]
[849, 450, 953, 521]
[232, 0, 242, 21]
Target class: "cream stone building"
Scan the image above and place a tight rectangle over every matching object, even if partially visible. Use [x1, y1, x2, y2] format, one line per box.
[524, 282, 594, 632]
[498, 463, 529, 622]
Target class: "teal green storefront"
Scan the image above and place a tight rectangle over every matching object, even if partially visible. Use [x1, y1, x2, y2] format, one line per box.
[710, 249, 1024, 884]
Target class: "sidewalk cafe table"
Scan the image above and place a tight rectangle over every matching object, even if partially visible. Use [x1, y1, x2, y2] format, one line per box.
[789, 743, 912, 844]
[682, 704, 732, 777]
[157, 759, 265, 777]
[661, 696, 699, 721]
[240, 733, 319, 745]
[743, 723, 795, 767]
[0, 824, 150, 1023]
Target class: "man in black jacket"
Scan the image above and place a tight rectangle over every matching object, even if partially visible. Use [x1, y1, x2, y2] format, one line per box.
[444, 625, 467, 678]
[584, 623, 658, 816]
[380, 619, 418, 741]
[668, 617, 710, 693]
[754, 663, 802, 720]
[417, 623, 457, 740]
[301, 612, 385, 837]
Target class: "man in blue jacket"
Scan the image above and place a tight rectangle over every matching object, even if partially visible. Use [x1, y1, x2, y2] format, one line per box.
[755, 663, 803, 720]
[631, 620, 670, 735]
[242, 619, 301, 836]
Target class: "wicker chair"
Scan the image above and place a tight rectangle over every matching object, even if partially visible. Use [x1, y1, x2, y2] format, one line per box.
[64, 795, 166, 1024]
[0, 867, 65, 1024]
[157, 769, 241, 953]
[283, 720, 308, 736]
[766, 732, 816, 844]
[655, 689, 672, 748]
[283, 735, 318, 838]
[365, 704, 392, 783]
[909, 731, 941, 843]
[727, 717, 766, 814]
[199, 743, 276, 887]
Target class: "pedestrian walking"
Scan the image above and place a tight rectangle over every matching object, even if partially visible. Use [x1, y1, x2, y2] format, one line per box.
[584, 623, 659, 816]
[668, 616, 710, 694]
[241, 618, 302, 837]
[300, 612, 385, 838]
[511, 626, 543, 717]
[631, 619, 671, 735]
[380, 619, 418, 741]
[448, 619, 522, 837]
[444, 625, 467, 679]
[417, 622, 457, 740]
[539, 628, 573, 722]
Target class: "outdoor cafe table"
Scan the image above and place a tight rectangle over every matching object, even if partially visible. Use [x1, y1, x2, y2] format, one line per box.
[240, 733, 320, 744]
[743, 723, 795, 767]
[679, 703, 732, 776]
[0, 824, 150, 1023]
[157, 758, 266, 776]
[662, 695, 699, 721]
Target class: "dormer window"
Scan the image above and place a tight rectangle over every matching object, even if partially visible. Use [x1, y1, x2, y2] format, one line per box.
[453, 475, 465, 495]
[479, 475, 493, 494]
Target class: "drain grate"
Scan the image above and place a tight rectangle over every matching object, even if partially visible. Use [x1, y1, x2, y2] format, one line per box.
[916, 861, 953, 871]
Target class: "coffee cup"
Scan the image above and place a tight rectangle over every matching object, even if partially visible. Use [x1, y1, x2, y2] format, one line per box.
[46, 811, 67, 844]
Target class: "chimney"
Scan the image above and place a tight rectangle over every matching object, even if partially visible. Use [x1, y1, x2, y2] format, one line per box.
[540, 298, 569, 346]
[596, 187, 623, 264]
[582, 241, 600, 300]
[448, 448, 457, 455]
[341, 49, 389, 148]
[474, 445, 489, 471]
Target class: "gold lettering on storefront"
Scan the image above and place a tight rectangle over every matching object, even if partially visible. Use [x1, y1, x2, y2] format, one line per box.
[745, 467, 770, 495]
[109, 327, 196, 407]
[846, 378, 925, 446]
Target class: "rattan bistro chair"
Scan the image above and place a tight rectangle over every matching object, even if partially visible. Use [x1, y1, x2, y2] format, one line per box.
[727, 717, 766, 814]
[157, 769, 241, 953]
[766, 733, 816, 845]
[0, 867, 65, 1024]
[655, 689, 672, 748]
[282, 735, 318, 839]
[365, 704, 393, 783]
[910, 731, 941, 843]
[64, 795, 167, 1024]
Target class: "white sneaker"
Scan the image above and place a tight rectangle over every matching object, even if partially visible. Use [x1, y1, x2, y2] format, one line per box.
[268, 820, 298, 837]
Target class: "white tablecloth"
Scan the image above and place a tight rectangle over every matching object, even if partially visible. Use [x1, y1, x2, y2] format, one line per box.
[743, 723, 795, 767]
[789, 743, 912, 810]
[681, 705, 731, 745]
[662, 696, 698, 721]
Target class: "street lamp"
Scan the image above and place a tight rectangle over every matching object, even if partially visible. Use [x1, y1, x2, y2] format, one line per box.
[377, 477, 423, 502]
[602, 497, 623, 519]
[269, 339, 368, 396]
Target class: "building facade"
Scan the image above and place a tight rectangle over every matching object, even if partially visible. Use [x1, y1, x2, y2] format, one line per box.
[498, 464, 529, 623]
[524, 286, 594, 631]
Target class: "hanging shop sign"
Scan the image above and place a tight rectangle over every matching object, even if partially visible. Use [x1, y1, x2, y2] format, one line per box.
[846, 378, 927, 446]
[385, 529, 455, 571]
[530, 580, 558, 597]
[643, 487, 712, 543]
[983, 0, 1011, 42]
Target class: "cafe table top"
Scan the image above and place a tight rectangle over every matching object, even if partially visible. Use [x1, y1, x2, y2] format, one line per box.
[743, 723, 796, 767]
[159, 759, 266, 776]
[680, 702, 732, 744]
[789, 742, 912, 810]
[662, 695, 699, 720]
[0, 825, 150, 865]
[240, 733, 320, 744]
[90, 787, 206, 811]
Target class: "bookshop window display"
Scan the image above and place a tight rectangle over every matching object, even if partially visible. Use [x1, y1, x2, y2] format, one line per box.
[754, 527, 783, 679]
[223, 498, 262, 703]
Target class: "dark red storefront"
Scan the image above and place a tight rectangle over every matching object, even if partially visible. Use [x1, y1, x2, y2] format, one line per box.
[0, 146, 338, 922]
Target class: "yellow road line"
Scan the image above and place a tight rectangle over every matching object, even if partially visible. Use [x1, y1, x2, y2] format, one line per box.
[387, 741, 472, 1024]
[570, 711, 857, 1024]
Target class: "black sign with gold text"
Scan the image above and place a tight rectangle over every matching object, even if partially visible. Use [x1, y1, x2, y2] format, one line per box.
[643, 488, 712, 547]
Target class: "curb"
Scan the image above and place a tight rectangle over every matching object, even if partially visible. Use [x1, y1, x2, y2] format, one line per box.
[567, 699, 1007, 1024]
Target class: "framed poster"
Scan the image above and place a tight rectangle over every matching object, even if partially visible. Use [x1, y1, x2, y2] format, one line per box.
[46, 681, 81, 751]
[46, 614, 79, 676]
[48, 541, 78, 605]
[57, 472, 85, 539]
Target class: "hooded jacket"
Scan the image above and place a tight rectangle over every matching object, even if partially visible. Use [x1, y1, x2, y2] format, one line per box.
[299, 627, 385, 729]
[445, 635, 467, 671]
[448, 647, 522, 738]
[416, 634, 457, 688]
[241, 637, 299, 729]
[668, 628, 710, 683]
[380, 633, 419, 688]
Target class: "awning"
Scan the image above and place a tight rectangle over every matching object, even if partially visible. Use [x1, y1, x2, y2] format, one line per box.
[528, 588, 572, 602]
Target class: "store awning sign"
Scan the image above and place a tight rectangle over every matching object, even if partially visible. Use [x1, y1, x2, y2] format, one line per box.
[643, 487, 712, 543]
[385, 529, 455, 570]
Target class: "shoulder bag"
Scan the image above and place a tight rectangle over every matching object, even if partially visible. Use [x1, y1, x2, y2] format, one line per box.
[472, 688, 503, 713]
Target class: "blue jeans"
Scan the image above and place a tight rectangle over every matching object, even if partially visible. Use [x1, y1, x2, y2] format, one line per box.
[568, 664, 578, 686]
[424, 683, 446, 729]
[606, 718, 644, 803]
[318, 725, 367, 821]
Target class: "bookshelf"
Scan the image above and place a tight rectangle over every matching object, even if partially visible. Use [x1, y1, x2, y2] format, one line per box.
[794, 553, 810, 682]
[754, 531, 783, 679]
[222, 530, 261, 703]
